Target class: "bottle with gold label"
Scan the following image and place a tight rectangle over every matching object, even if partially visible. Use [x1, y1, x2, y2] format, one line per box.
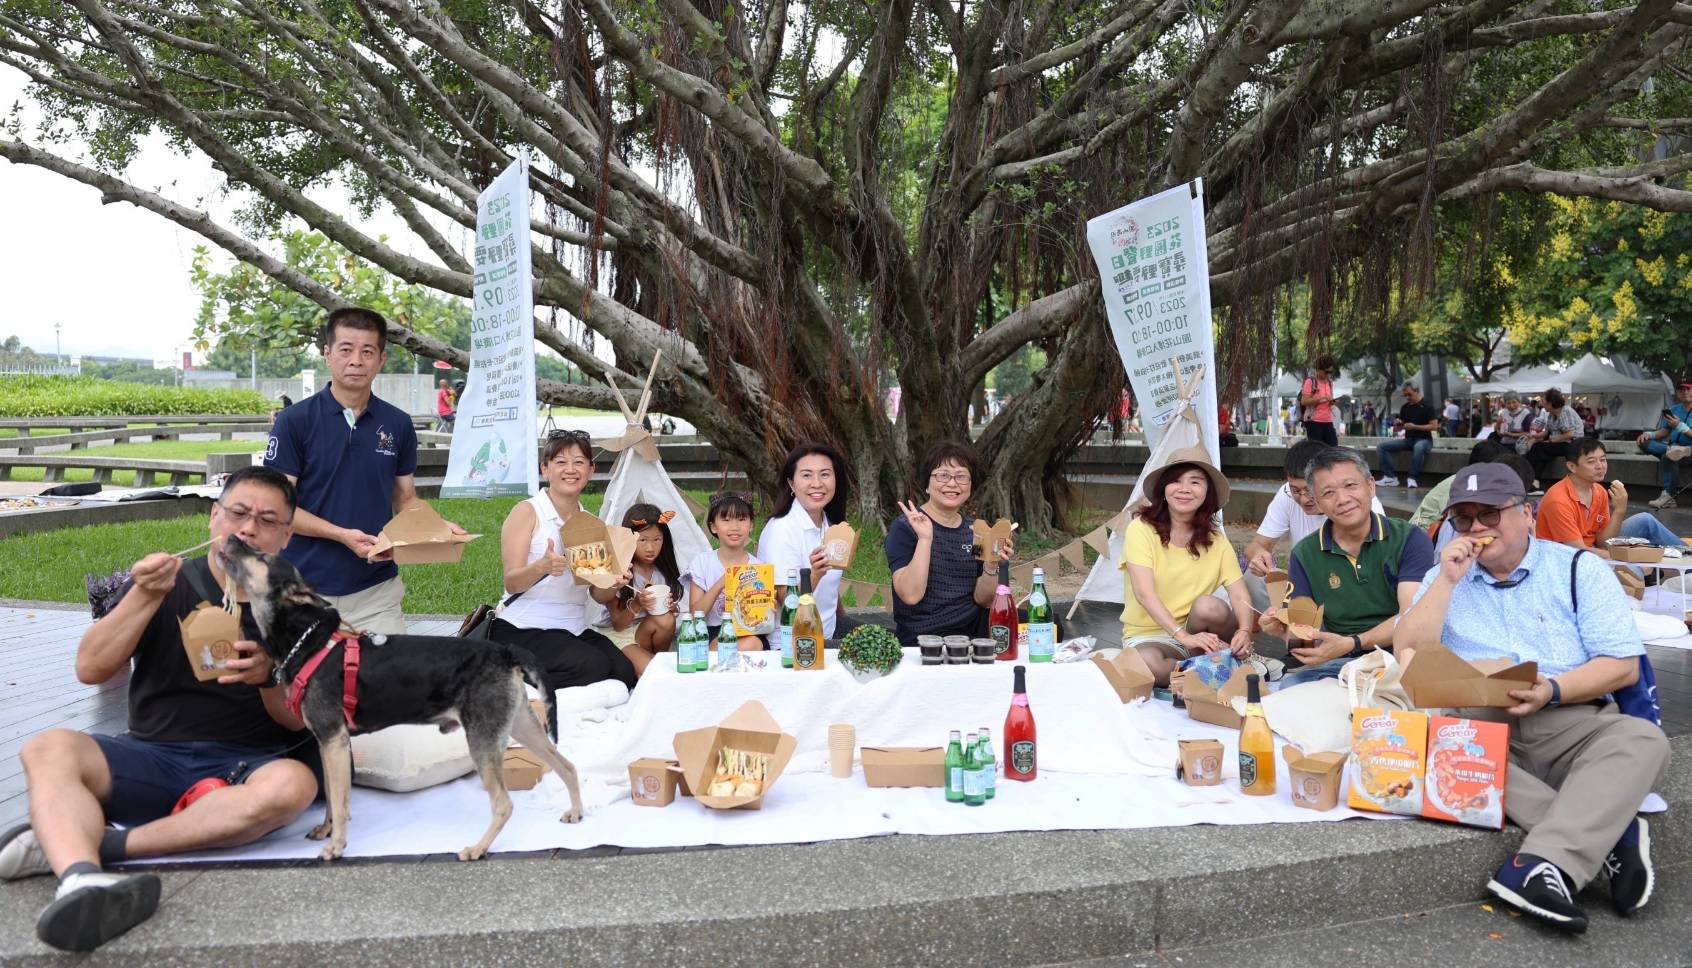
[791, 569, 825, 670]
[1239, 673, 1276, 796]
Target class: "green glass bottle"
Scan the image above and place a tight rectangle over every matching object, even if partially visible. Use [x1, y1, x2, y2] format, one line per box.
[977, 728, 996, 800]
[778, 568, 799, 669]
[963, 731, 985, 806]
[1026, 567, 1056, 662]
[677, 610, 697, 674]
[944, 729, 965, 803]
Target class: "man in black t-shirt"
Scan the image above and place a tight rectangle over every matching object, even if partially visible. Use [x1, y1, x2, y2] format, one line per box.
[1377, 382, 1439, 490]
[0, 467, 318, 952]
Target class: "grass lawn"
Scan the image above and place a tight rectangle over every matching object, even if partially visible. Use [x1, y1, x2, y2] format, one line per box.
[0, 439, 265, 487]
[0, 491, 955, 614]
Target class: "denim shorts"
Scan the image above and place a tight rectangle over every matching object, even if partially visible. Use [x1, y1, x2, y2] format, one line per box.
[91, 733, 321, 827]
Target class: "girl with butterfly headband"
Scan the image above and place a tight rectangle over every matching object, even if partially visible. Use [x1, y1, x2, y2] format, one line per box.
[606, 502, 685, 675]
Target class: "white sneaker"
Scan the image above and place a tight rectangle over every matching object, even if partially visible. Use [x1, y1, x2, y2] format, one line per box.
[1379, 476, 1400, 487]
[1667, 445, 1691, 462]
[1649, 492, 1678, 510]
[0, 824, 50, 881]
[1407, 478, 1421, 489]
[37, 872, 161, 952]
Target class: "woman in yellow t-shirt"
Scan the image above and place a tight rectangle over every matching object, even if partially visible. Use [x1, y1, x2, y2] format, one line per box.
[1120, 446, 1255, 686]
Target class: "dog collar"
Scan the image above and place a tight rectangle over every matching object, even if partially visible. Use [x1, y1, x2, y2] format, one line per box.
[272, 621, 322, 687]
[284, 630, 363, 729]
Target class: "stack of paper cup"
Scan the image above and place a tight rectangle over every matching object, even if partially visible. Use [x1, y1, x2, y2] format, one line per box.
[827, 724, 855, 778]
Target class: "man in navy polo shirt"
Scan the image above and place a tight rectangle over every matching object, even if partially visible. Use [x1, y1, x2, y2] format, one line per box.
[265, 307, 462, 634]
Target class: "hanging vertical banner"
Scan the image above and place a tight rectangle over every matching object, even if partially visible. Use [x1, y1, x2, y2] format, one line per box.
[1084, 181, 1218, 458]
[443, 158, 539, 498]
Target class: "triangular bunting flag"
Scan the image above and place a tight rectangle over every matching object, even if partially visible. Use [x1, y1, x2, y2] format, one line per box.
[1011, 562, 1036, 589]
[1037, 551, 1062, 577]
[1082, 526, 1112, 556]
[1060, 540, 1087, 571]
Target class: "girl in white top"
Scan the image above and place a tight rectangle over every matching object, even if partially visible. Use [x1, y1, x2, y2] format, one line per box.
[491, 430, 636, 697]
[604, 502, 683, 676]
[757, 442, 852, 639]
[682, 491, 769, 651]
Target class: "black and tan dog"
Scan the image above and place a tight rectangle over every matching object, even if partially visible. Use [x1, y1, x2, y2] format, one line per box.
[217, 537, 583, 861]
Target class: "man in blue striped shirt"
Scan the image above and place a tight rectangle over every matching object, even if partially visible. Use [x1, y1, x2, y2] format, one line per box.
[1395, 463, 1668, 934]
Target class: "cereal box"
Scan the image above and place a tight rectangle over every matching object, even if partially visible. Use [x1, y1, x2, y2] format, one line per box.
[1345, 707, 1428, 816]
[1422, 716, 1508, 829]
[726, 563, 777, 636]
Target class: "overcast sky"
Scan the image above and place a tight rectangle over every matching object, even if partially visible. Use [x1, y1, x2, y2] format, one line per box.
[0, 67, 427, 365]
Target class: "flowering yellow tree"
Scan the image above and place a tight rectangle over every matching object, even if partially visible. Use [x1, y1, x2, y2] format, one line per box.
[1508, 197, 1692, 375]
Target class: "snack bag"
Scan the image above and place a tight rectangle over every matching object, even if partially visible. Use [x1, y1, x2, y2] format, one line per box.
[1422, 716, 1507, 829]
[1345, 706, 1427, 815]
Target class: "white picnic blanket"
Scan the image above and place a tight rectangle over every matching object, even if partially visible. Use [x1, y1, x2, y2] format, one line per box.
[142, 654, 1386, 865]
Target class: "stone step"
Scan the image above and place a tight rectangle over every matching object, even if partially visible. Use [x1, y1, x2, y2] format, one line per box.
[4, 734, 1688, 964]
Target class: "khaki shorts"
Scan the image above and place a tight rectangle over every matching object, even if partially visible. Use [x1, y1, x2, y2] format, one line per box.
[323, 576, 407, 636]
[1125, 635, 1190, 661]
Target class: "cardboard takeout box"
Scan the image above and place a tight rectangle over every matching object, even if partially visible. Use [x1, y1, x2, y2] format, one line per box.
[179, 603, 242, 682]
[860, 747, 945, 787]
[1400, 642, 1537, 709]
[1177, 739, 1224, 786]
[559, 511, 640, 589]
[1280, 595, 1326, 641]
[1181, 666, 1250, 730]
[1092, 649, 1156, 703]
[367, 501, 480, 564]
[1284, 745, 1347, 811]
[503, 747, 549, 791]
[1614, 566, 1645, 600]
[629, 757, 681, 807]
[673, 701, 798, 810]
[1263, 569, 1292, 615]
[971, 517, 1015, 562]
[820, 522, 859, 571]
[1609, 544, 1666, 563]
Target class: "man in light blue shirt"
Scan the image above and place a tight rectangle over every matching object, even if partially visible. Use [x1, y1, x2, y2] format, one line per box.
[1396, 463, 1667, 934]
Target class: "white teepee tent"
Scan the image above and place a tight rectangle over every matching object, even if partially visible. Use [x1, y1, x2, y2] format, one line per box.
[1071, 362, 1211, 616]
[596, 352, 714, 567]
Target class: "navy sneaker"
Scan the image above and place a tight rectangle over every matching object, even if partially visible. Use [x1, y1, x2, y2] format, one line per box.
[1488, 853, 1588, 933]
[1604, 816, 1653, 916]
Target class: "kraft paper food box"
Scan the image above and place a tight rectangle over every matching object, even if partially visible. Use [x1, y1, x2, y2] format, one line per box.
[1092, 648, 1156, 703]
[861, 747, 945, 788]
[1422, 716, 1508, 829]
[629, 757, 681, 807]
[367, 500, 480, 564]
[1181, 665, 1250, 730]
[1176, 739, 1224, 787]
[1284, 745, 1348, 812]
[179, 603, 242, 683]
[971, 517, 1015, 562]
[559, 511, 640, 589]
[502, 748, 549, 791]
[673, 701, 798, 810]
[1346, 706, 1428, 816]
[1400, 642, 1537, 709]
[821, 522, 859, 571]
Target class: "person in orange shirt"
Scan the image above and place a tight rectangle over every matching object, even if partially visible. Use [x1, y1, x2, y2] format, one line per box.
[1536, 438, 1686, 551]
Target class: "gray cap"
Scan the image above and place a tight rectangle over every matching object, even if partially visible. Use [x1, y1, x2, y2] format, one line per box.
[1443, 462, 1526, 511]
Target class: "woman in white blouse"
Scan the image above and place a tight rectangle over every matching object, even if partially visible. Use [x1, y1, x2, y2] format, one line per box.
[490, 430, 636, 707]
[756, 441, 853, 640]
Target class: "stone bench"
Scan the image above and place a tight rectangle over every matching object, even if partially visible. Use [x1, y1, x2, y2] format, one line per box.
[0, 414, 268, 435]
[0, 424, 266, 454]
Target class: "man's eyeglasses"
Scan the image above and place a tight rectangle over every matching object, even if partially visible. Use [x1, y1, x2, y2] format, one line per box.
[1450, 502, 1519, 532]
[930, 471, 972, 486]
[218, 502, 292, 531]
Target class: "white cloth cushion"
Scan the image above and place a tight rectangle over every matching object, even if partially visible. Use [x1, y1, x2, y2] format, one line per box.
[351, 725, 475, 793]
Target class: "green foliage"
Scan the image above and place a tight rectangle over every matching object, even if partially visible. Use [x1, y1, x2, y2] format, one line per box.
[837, 623, 904, 673]
[0, 376, 268, 417]
[80, 360, 175, 385]
[990, 345, 1045, 400]
[1505, 196, 1692, 376]
[189, 231, 472, 373]
[203, 341, 322, 379]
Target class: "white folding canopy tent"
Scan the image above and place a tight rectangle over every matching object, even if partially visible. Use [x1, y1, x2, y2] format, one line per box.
[1471, 354, 1669, 430]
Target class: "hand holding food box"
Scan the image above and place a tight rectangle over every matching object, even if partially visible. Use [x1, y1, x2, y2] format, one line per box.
[558, 512, 640, 589]
[366, 501, 480, 564]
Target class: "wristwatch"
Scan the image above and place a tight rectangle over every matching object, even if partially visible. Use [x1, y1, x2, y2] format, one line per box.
[1548, 678, 1562, 707]
[1346, 634, 1366, 659]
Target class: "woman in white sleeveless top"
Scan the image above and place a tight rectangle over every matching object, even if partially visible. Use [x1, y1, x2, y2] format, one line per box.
[489, 431, 636, 705]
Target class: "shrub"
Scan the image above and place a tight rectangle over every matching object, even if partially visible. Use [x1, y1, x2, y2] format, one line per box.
[0, 376, 269, 417]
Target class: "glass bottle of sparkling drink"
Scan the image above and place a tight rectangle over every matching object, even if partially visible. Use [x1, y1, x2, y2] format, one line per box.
[791, 570, 825, 670]
[688, 611, 708, 672]
[1025, 568, 1055, 662]
[963, 732, 985, 806]
[977, 728, 996, 800]
[989, 560, 1019, 661]
[713, 621, 737, 672]
[1240, 674, 1276, 796]
[944, 730, 965, 803]
[1004, 665, 1037, 781]
[677, 610, 698, 673]
[778, 568, 800, 668]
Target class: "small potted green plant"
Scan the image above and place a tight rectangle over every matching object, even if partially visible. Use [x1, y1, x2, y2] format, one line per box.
[838, 625, 904, 682]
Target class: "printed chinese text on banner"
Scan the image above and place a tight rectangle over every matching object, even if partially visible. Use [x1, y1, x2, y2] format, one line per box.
[443, 159, 540, 498]
[1084, 181, 1218, 457]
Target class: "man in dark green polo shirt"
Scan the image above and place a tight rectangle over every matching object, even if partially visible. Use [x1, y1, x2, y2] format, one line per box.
[1263, 447, 1436, 685]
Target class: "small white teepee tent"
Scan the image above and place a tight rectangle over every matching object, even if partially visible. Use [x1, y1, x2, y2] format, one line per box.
[596, 352, 714, 567]
[1071, 361, 1212, 617]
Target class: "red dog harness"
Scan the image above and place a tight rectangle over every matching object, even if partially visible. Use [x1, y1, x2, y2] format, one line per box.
[285, 630, 362, 728]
